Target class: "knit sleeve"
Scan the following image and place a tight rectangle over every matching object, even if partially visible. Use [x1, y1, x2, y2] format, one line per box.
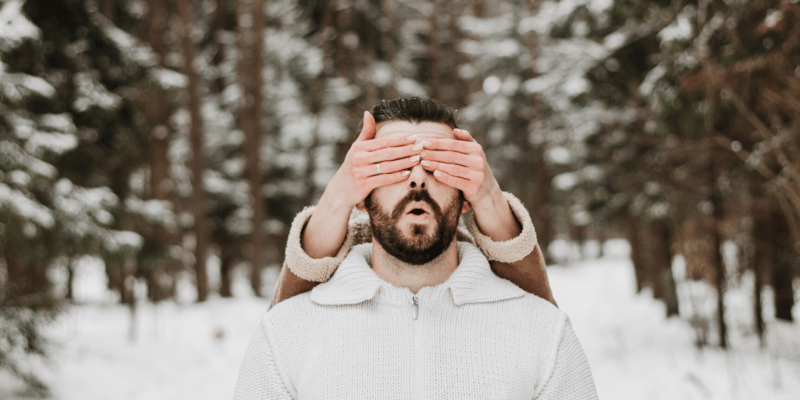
[534, 317, 598, 400]
[468, 191, 538, 263]
[233, 323, 294, 400]
[283, 206, 357, 282]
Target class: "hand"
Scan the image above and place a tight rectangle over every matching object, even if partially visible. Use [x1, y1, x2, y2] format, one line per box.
[420, 128, 521, 241]
[324, 111, 422, 211]
[418, 129, 501, 207]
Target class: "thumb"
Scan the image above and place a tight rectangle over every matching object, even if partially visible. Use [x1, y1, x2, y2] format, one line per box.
[356, 111, 377, 141]
[453, 128, 475, 142]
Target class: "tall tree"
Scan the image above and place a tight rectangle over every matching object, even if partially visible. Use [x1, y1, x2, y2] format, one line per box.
[237, 0, 267, 296]
[177, 0, 210, 301]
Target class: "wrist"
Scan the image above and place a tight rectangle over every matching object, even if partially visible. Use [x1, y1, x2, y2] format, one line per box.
[468, 191, 538, 263]
[470, 189, 521, 241]
[470, 187, 510, 220]
[316, 188, 355, 218]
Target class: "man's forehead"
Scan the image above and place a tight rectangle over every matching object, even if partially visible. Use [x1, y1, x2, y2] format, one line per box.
[374, 121, 455, 140]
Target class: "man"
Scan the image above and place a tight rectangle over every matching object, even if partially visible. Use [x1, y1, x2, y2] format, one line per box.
[234, 98, 597, 399]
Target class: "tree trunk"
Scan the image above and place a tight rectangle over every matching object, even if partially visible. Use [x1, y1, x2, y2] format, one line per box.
[4, 238, 49, 301]
[177, 0, 210, 302]
[751, 226, 766, 346]
[532, 150, 553, 262]
[210, 0, 229, 95]
[427, 0, 441, 99]
[219, 242, 236, 298]
[708, 158, 727, 348]
[770, 207, 795, 322]
[139, 0, 175, 302]
[379, 0, 397, 99]
[625, 217, 646, 293]
[66, 258, 75, 301]
[647, 220, 679, 316]
[237, 0, 267, 296]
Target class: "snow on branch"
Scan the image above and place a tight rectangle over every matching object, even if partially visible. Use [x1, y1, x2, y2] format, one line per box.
[86, 2, 156, 68]
[0, 182, 55, 228]
[0, 0, 40, 52]
[0, 64, 57, 100]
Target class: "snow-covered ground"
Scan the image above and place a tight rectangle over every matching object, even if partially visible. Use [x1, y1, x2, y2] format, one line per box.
[2, 240, 799, 400]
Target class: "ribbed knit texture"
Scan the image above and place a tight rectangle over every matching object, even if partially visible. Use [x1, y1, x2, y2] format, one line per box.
[284, 191, 536, 283]
[235, 243, 597, 400]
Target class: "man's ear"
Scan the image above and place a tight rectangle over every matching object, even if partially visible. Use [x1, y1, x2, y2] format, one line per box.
[356, 201, 367, 212]
[461, 200, 472, 214]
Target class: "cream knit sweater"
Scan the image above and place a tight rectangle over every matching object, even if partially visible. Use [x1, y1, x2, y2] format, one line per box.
[234, 242, 598, 400]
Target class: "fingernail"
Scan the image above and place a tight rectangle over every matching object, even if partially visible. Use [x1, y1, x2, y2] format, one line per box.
[421, 160, 430, 167]
[407, 134, 417, 141]
[420, 151, 427, 157]
[412, 143, 424, 151]
[402, 170, 411, 176]
[421, 140, 431, 146]
[434, 170, 442, 177]
[410, 155, 420, 162]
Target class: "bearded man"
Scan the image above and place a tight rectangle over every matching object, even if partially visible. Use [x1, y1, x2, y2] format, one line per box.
[234, 97, 597, 399]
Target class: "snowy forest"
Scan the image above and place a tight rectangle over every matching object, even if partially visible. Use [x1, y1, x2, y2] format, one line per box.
[1, 0, 799, 398]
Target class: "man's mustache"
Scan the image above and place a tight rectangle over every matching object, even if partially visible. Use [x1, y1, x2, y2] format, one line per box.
[390, 190, 442, 221]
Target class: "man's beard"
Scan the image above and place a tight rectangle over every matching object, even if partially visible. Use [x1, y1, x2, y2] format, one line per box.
[364, 189, 463, 265]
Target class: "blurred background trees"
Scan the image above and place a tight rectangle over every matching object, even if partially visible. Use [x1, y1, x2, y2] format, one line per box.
[1, 0, 798, 393]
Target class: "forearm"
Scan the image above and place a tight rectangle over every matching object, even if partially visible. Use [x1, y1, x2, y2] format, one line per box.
[301, 189, 353, 258]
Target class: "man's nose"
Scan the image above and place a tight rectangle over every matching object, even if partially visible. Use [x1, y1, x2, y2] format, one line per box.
[406, 164, 429, 190]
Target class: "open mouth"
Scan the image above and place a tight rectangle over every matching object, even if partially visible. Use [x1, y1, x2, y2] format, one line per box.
[409, 208, 426, 216]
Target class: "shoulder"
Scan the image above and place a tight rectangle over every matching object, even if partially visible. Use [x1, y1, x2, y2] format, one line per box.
[264, 291, 318, 326]
[510, 292, 566, 326]
[486, 292, 568, 348]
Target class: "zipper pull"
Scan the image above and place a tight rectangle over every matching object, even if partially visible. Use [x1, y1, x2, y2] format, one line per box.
[412, 295, 419, 320]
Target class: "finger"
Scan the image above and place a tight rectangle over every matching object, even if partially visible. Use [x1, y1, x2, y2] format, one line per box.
[430, 169, 470, 191]
[420, 149, 483, 168]
[423, 138, 481, 154]
[365, 144, 421, 164]
[453, 128, 476, 143]
[363, 170, 410, 189]
[364, 155, 421, 177]
[420, 159, 475, 179]
[359, 133, 418, 152]
[355, 111, 377, 142]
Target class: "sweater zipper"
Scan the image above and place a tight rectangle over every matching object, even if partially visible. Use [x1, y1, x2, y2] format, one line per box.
[411, 293, 420, 398]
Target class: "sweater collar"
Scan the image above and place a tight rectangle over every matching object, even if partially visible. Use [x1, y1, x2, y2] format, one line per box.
[310, 242, 526, 306]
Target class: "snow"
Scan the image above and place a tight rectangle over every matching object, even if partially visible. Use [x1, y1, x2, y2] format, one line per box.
[103, 230, 144, 253]
[519, 0, 613, 36]
[0, 182, 55, 228]
[1, 241, 798, 400]
[0, 70, 57, 100]
[124, 198, 176, 227]
[639, 64, 668, 96]
[149, 68, 187, 91]
[72, 72, 122, 112]
[24, 131, 78, 156]
[658, 15, 693, 43]
[89, 6, 156, 68]
[0, 0, 40, 51]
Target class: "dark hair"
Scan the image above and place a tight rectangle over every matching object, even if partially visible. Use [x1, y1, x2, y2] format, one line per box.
[370, 97, 458, 129]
